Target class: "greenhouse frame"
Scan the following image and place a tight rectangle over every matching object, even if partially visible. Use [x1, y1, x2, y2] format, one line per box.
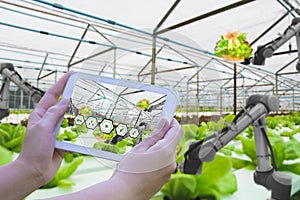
[1, 0, 299, 114]
[1, 0, 300, 200]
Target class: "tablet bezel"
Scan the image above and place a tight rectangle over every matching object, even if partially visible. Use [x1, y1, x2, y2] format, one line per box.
[54, 72, 179, 161]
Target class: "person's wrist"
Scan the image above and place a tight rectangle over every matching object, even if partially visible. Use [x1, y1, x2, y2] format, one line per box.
[14, 158, 45, 189]
[109, 172, 142, 200]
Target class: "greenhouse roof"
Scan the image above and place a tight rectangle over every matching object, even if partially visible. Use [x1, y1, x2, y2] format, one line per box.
[0, 0, 300, 110]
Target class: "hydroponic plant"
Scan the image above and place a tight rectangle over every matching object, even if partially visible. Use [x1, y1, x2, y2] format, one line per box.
[0, 120, 85, 189]
[136, 98, 150, 110]
[153, 112, 300, 200]
[161, 155, 237, 200]
[230, 113, 300, 174]
[214, 30, 252, 60]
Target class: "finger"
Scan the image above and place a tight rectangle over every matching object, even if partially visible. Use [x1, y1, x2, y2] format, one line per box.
[39, 98, 70, 133]
[53, 149, 66, 164]
[27, 108, 46, 125]
[35, 71, 73, 112]
[134, 119, 169, 152]
[117, 120, 181, 173]
[162, 119, 183, 147]
[147, 119, 183, 152]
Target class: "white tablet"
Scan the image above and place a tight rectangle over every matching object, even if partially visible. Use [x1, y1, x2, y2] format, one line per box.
[54, 72, 179, 162]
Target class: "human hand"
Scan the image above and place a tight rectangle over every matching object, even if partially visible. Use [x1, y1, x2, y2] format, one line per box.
[110, 118, 183, 200]
[16, 71, 72, 188]
[40, 118, 182, 200]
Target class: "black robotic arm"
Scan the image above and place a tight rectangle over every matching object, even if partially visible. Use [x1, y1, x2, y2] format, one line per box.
[0, 63, 44, 119]
[180, 95, 292, 200]
[253, 17, 300, 72]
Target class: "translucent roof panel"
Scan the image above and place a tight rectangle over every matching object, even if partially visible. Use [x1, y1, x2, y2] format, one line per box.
[0, 0, 300, 111]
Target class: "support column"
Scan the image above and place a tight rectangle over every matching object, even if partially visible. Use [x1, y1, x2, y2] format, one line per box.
[151, 34, 157, 85]
[233, 63, 237, 115]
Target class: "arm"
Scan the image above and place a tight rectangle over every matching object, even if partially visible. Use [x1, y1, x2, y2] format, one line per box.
[0, 68, 182, 200]
[45, 119, 183, 200]
[0, 63, 45, 120]
[0, 71, 72, 200]
[180, 95, 292, 200]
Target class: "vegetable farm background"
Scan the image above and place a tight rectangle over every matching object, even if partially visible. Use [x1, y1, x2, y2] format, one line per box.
[1, 110, 300, 199]
[1, 1, 300, 199]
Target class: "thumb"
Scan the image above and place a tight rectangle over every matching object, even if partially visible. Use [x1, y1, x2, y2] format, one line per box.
[134, 119, 169, 151]
[39, 98, 70, 132]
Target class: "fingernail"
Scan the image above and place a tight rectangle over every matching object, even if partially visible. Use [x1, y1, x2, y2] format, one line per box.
[154, 119, 167, 132]
[58, 98, 69, 106]
[158, 119, 167, 127]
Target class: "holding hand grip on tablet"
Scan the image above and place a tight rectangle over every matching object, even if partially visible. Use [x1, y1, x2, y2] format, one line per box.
[117, 118, 183, 173]
[54, 72, 180, 161]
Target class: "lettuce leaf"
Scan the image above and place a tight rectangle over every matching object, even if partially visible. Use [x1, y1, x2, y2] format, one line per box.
[0, 145, 13, 166]
[161, 155, 237, 200]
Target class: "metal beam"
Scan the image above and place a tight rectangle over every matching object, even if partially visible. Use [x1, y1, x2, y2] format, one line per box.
[68, 47, 114, 67]
[276, 57, 298, 74]
[138, 45, 165, 81]
[140, 65, 195, 76]
[188, 77, 241, 84]
[68, 24, 90, 70]
[281, 0, 298, 16]
[224, 83, 273, 89]
[233, 63, 237, 115]
[157, 0, 256, 35]
[151, 35, 157, 85]
[38, 70, 56, 80]
[278, 71, 300, 75]
[273, 49, 298, 56]
[166, 44, 198, 65]
[37, 53, 48, 88]
[154, 0, 181, 33]
[250, 11, 289, 46]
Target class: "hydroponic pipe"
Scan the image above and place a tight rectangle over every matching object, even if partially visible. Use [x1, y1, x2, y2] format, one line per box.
[0, 5, 153, 47]
[0, 22, 191, 66]
[32, 0, 214, 56]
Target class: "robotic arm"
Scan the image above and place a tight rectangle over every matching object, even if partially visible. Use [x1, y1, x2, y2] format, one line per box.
[180, 95, 292, 200]
[253, 17, 300, 72]
[0, 63, 44, 119]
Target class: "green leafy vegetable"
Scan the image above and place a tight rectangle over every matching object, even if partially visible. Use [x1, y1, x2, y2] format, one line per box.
[79, 105, 92, 116]
[0, 123, 26, 153]
[266, 116, 279, 129]
[41, 156, 84, 189]
[161, 155, 237, 200]
[0, 122, 85, 190]
[181, 124, 198, 140]
[0, 145, 13, 166]
[93, 141, 126, 154]
[136, 98, 150, 110]
[64, 152, 82, 163]
[60, 118, 69, 128]
[56, 129, 79, 142]
[214, 30, 252, 58]
[231, 124, 300, 174]
[71, 123, 89, 134]
[213, 172, 237, 195]
[284, 137, 300, 160]
[194, 124, 207, 141]
[239, 136, 257, 164]
[279, 163, 300, 175]
[224, 114, 235, 123]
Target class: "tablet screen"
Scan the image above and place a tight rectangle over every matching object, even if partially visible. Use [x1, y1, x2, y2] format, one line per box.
[55, 72, 178, 160]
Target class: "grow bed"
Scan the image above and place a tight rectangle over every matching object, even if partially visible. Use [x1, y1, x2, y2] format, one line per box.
[24, 156, 300, 200]
[1, 113, 300, 199]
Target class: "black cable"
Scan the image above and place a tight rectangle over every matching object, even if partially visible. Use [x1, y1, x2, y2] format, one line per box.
[233, 107, 248, 123]
[0, 77, 7, 95]
[233, 105, 278, 170]
[258, 119, 278, 171]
